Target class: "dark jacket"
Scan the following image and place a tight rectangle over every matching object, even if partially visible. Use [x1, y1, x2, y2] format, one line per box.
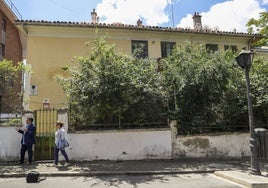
[18, 124, 36, 145]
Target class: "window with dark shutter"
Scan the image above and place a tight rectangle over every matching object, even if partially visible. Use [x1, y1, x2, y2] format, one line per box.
[131, 40, 148, 58]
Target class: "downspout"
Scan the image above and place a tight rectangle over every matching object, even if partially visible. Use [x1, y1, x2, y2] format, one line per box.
[16, 22, 30, 111]
[247, 36, 255, 50]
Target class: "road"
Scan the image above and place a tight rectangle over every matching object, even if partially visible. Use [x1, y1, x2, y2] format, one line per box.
[0, 173, 246, 188]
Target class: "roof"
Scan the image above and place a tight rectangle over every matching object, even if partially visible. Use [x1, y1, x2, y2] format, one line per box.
[15, 19, 263, 38]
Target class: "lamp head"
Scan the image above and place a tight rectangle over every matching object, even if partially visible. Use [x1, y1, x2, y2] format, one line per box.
[235, 50, 254, 69]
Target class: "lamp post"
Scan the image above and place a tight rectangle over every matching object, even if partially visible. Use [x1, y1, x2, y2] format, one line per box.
[235, 50, 261, 175]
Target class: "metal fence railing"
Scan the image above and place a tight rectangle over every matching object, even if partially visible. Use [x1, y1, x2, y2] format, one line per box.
[177, 124, 250, 135]
[0, 115, 21, 126]
[72, 122, 169, 131]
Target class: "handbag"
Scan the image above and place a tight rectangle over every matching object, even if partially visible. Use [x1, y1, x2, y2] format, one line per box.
[57, 139, 69, 149]
[63, 139, 69, 147]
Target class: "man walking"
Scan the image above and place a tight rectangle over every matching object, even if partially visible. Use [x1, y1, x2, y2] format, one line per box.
[16, 117, 36, 165]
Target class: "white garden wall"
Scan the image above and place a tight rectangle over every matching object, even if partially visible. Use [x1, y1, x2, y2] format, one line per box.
[0, 123, 251, 161]
[0, 127, 21, 160]
[66, 129, 172, 160]
[173, 133, 250, 158]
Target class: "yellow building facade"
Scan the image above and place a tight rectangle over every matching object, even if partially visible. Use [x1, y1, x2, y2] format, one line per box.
[15, 19, 262, 111]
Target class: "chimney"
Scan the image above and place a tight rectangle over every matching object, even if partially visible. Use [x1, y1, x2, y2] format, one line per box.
[192, 12, 202, 30]
[137, 19, 142, 27]
[91, 9, 98, 24]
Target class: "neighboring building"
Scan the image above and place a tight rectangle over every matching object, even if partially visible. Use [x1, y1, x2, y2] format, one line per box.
[15, 10, 263, 111]
[0, 0, 23, 114]
[253, 46, 268, 59]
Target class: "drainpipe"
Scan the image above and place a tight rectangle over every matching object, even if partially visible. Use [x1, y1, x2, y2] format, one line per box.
[16, 23, 30, 110]
[247, 37, 255, 50]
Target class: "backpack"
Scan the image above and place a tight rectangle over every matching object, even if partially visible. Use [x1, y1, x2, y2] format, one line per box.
[26, 171, 40, 183]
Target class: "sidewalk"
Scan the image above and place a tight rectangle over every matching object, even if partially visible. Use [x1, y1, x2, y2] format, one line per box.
[0, 158, 268, 177]
[1, 158, 268, 187]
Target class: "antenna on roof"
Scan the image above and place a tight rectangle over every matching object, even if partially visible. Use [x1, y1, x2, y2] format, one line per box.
[171, 0, 174, 28]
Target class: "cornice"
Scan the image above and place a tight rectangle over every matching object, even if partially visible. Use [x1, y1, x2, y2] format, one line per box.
[15, 20, 263, 39]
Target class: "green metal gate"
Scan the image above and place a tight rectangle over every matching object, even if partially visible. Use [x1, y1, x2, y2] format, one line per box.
[34, 109, 58, 160]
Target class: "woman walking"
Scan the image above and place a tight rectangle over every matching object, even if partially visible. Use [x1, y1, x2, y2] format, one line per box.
[54, 120, 70, 166]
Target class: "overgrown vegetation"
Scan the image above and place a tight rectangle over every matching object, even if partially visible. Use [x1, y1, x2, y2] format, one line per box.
[250, 55, 268, 128]
[58, 38, 267, 134]
[247, 11, 268, 46]
[58, 38, 166, 129]
[0, 60, 26, 119]
[162, 43, 249, 134]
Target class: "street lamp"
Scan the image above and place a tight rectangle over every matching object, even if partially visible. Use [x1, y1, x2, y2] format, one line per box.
[235, 50, 261, 175]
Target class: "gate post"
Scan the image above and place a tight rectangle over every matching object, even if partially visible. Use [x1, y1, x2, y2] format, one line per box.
[170, 120, 177, 158]
[22, 110, 34, 126]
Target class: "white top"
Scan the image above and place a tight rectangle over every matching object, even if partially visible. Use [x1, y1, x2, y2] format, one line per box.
[55, 127, 65, 144]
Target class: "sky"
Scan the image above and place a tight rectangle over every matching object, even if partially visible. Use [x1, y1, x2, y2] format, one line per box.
[7, 0, 268, 33]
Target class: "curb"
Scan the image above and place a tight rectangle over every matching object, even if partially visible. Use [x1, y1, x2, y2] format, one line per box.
[214, 171, 268, 188]
[0, 170, 216, 178]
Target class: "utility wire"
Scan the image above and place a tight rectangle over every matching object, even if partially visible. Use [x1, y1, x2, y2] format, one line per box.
[47, 0, 88, 18]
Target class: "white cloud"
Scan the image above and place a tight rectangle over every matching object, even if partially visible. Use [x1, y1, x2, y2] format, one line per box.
[262, 0, 268, 5]
[94, 0, 266, 32]
[177, 0, 266, 32]
[96, 0, 170, 26]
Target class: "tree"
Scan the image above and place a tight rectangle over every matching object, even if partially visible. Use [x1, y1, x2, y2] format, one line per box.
[250, 55, 268, 127]
[0, 60, 25, 114]
[246, 12, 268, 126]
[247, 12, 268, 46]
[58, 38, 166, 129]
[57, 38, 267, 133]
[162, 42, 246, 134]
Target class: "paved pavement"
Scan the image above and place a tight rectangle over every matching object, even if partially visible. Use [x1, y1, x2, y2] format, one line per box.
[0, 174, 247, 188]
[0, 158, 268, 187]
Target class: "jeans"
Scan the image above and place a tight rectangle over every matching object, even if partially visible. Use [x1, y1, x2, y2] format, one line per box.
[54, 144, 69, 165]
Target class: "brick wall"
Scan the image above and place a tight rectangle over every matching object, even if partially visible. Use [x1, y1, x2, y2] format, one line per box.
[0, 8, 23, 114]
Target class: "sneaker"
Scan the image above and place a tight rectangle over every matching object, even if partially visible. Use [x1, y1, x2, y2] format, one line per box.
[64, 162, 70, 166]
[52, 163, 58, 167]
[18, 161, 24, 165]
[27, 162, 32, 165]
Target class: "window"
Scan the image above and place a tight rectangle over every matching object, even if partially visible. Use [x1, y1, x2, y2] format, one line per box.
[2, 18, 6, 32]
[161, 42, 175, 58]
[1, 18, 6, 46]
[206, 44, 218, 52]
[0, 43, 5, 59]
[1, 18, 6, 59]
[131, 40, 148, 58]
[224, 45, 237, 52]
